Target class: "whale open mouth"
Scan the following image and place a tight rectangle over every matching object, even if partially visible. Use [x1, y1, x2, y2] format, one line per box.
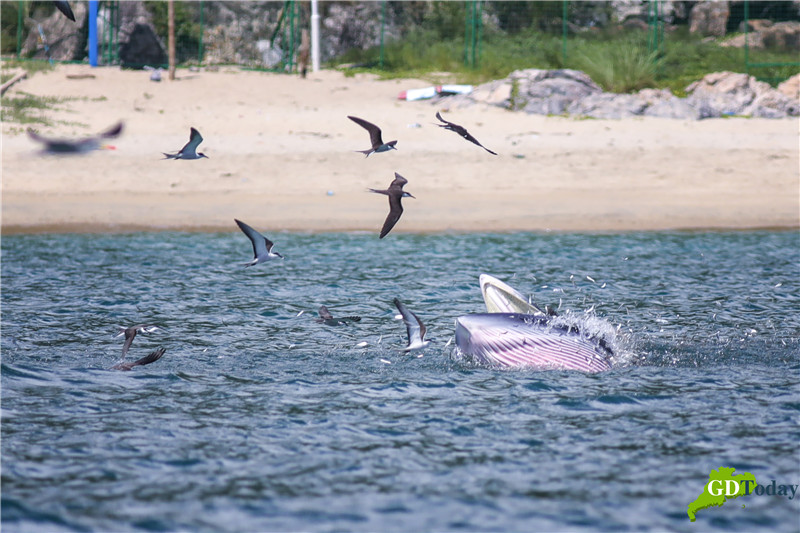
[455, 275, 614, 373]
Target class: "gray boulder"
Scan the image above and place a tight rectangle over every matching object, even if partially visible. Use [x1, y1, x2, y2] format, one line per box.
[21, 2, 88, 61]
[570, 88, 698, 119]
[685, 71, 799, 118]
[689, 0, 730, 37]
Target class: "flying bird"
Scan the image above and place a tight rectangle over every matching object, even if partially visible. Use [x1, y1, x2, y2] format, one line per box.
[348, 115, 397, 157]
[27, 122, 123, 154]
[162, 127, 208, 160]
[368, 172, 415, 239]
[53, 1, 76, 21]
[315, 305, 362, 326]
[112, 324, 165, 371]
[393, 298, 430, 352]
[235, 219, 283, 267]
[434, 111, 497, 155]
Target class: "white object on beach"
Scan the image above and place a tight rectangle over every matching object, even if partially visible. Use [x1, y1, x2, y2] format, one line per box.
[397, 84, 473, 101]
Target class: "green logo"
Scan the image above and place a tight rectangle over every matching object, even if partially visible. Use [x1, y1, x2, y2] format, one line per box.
[687, 467, 756, 522]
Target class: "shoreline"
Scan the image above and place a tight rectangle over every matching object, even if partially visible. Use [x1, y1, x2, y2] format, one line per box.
[2, 64, 799, 235]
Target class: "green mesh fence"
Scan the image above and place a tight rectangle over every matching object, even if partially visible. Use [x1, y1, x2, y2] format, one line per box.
[2, 1, 798, 86]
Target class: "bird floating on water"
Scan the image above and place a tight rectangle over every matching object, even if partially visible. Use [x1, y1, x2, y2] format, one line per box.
[368, 172, 415, 239]
[393, 298, 430, 352]
[348, 116, 397, 157]
[434, 111, 497, 155]
[162, 127, 208, 160]
[28, 122, 123, 154]
[235, 219, 283, 267]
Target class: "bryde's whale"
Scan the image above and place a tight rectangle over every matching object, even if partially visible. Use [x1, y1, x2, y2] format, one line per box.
[454, 275, 614, 373]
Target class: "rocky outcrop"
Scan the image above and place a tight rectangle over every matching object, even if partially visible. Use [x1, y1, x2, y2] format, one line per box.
[761, 21, 800, 51]
[777, 73, 800, 100]
[686, 71, 800, 118]
[689, 1, 730, 37]
[440, 69, 799, 119]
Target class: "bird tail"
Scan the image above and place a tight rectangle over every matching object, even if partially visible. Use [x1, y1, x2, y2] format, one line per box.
[354, 149, 373, 158]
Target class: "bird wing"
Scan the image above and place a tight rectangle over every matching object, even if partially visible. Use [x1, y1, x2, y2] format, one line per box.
[53, 1, 76, 21]
[435, 111, 457, 127]
[180, 127, 204, 154]
[27, 128, 73, 150]
[394, 298, 426, 348]
[235, 219, 269, 258]
[120, 328, 136, 358]
[390, 172, 408, 189]
[130, 347, 166, 368]
[348, 116, 383, 147]
[380, 193, 404, 239]
[462, 132, 497, 155]
[318, 306, 334, 320]
[98, 122, 124, 139]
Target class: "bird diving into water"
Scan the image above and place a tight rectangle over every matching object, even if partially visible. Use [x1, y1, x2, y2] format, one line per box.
[162, 127, 208, 160]
[112, 324, 165, 371]
[369, 172, 415, 239]
[348, 115, 397, 157]
[234, 219, 284, 267]
[434, 111, 497, 155]
[393, 298, 430, 352]
[27, 122, 123, 154]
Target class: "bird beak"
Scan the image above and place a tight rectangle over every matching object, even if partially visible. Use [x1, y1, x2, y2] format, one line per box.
[101, 144, 117, 150]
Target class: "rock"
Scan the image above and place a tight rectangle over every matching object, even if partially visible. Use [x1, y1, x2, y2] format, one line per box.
[777, 74, 800, 101]
[119, 23, 167, 69]
[21, 2, 88, 61]
[511, 69, 603, 114]
[685, 71, 799, 118]
[569, 88, 698, 119]
[738, 19, 773, 33]
[761, 21, 800, 51]
[719, 32, 764, 49]
[689, 1, 730, 37]
[434, 68, 797, 120]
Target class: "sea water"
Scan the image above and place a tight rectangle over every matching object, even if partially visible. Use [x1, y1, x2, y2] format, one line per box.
[2, 231, 799, 532]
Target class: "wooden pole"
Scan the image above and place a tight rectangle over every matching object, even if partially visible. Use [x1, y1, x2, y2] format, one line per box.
[168, 0, 176, 80]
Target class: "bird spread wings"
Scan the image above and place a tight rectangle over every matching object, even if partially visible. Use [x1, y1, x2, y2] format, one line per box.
[435, 112, 497, 155]
[235, 219, 273, 258]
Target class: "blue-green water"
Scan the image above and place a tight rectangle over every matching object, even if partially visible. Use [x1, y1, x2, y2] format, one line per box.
[2, 231, 799, 532]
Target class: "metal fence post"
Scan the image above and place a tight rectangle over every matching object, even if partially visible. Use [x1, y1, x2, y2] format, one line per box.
[89, 0, 98, 66]
[199, 1, 204, 63]
[562, 0, 568, 65]
[744, 0, 750, 76]
[380, 0, 386, 69]
[16, 0, 23, 58]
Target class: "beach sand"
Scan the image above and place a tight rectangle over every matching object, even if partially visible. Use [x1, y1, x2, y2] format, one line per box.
[2, 63, 798, 234]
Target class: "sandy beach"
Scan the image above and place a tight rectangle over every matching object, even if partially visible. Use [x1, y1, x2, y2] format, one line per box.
[2, 63, 798, 234]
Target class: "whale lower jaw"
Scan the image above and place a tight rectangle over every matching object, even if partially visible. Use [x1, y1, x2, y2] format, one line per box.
[454, 313, 612, 373]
